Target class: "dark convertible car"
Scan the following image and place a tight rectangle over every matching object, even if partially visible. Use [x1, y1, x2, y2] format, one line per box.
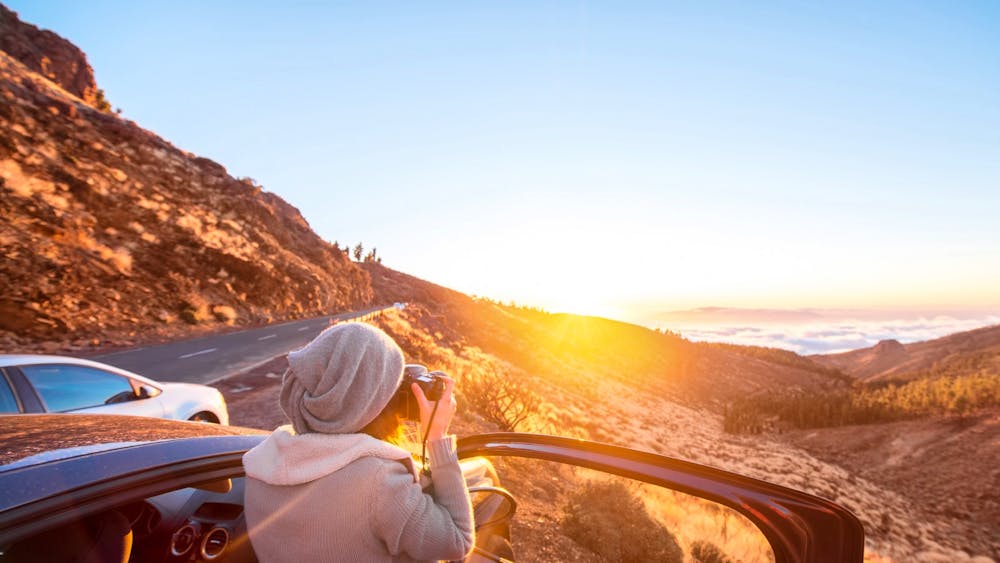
[0, 415, 864, 562]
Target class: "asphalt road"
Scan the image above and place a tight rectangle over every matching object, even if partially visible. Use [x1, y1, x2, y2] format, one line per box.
[93, 307, 389, 384]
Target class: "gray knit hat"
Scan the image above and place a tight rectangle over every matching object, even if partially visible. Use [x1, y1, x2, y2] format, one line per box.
[280, 323, 405, 434]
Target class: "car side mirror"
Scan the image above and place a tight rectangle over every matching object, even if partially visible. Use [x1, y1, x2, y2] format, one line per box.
[468, 486, 517, 531]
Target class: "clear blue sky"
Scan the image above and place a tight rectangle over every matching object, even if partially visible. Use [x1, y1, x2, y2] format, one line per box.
[10, 1, 1000, 320]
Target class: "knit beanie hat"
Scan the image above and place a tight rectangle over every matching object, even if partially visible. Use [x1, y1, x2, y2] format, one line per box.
[280, 323, 405, 434]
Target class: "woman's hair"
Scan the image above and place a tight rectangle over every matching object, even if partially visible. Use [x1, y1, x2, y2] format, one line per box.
[360, 394, 407, 445]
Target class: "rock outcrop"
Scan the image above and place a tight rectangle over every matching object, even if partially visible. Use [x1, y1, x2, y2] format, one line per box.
[0, 5, 102, 108]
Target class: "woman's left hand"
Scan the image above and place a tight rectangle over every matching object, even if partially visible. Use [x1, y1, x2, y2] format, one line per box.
[412, 374, 456, 441]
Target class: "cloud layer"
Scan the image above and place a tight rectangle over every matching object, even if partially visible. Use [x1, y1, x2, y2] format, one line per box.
[666, 315, 1000, 355]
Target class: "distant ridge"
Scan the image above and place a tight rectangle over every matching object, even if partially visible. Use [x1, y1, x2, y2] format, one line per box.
[813, 324, 1000, 382]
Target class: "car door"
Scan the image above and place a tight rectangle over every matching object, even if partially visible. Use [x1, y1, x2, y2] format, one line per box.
[458, 433, 865, 563]
[16, 364, 166, 419]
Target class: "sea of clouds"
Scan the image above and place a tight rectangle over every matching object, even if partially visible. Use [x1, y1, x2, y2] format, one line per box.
[666, 313, 1000, 355]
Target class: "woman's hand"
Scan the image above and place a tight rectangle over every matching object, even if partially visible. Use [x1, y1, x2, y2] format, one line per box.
[412, 374, 456, 441]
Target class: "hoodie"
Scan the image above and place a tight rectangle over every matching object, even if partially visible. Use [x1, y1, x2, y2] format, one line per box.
[243, 426, 474, 562]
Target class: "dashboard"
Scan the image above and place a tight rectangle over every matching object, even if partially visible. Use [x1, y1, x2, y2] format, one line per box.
[120, 477, 256, 563]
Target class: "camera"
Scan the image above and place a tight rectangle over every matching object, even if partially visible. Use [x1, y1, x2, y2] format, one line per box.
[398, 364, 446, 420]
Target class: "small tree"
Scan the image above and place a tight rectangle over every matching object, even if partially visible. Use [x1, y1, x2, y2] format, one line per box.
[94, 89, 112, 113]
[462, 364, 541, 432]
[353, 243, 363, 261]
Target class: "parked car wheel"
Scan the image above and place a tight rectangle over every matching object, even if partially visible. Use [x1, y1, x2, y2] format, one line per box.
[188, 411, 219, 423]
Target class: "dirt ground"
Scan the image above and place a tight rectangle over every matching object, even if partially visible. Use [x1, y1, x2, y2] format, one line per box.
[780, 413, 1000, 559]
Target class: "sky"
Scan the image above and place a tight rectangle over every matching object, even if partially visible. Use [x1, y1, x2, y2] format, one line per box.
[9, 1, 1000, 339]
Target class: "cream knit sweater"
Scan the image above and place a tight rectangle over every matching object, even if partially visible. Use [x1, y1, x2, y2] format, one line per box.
[243, 426, 475, 562]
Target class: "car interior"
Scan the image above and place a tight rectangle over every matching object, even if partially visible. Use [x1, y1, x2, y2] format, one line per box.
[2, 475, 518, 563]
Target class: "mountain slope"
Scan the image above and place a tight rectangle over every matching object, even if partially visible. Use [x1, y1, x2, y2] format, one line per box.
[0, 6, 373, 352]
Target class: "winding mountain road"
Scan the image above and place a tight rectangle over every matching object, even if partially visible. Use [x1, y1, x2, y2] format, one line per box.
[94, 307, 389, 384]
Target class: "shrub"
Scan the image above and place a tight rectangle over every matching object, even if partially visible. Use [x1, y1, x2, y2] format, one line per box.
[94, 89, 112, 113]
[178, 296, 210, 325]
[562, 480, 682, 563]
[691, 540, 734, 563]
[462, 364, 541, 432]
[179, 308, 200, 325]
[212, 305, 238, 324]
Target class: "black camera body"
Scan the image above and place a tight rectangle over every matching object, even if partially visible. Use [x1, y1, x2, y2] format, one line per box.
[398, 364, 446, 420]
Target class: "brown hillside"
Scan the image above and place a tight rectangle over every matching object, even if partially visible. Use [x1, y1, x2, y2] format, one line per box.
[814, 324, 1000, 383]
[363, 262, 849, 401]
[0, 10, 373, 353]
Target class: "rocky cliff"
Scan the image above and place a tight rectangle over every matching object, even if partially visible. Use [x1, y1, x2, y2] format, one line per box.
[0, 5, 101, 108]
[0, 6, 373, 352]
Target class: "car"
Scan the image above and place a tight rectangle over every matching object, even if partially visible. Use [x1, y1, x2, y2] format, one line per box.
[0, 355, 229, 424]
[0, 414, 864, 562]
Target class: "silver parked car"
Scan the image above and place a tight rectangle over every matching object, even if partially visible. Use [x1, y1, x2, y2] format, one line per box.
[0, 355, 229, 424]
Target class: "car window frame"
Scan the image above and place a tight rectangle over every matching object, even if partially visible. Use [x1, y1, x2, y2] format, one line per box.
[0, 367, 43, 413]
[0, 370, 23, 414]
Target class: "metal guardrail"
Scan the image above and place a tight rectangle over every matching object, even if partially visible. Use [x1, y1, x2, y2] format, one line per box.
[337, 302, 407, 324]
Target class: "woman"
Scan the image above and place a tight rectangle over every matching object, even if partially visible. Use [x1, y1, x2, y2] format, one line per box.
[243, 323, 474, 562]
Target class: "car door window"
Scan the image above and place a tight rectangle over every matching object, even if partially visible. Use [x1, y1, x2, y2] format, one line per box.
[0, 372, 19, 413]
[20, 365, 136, 412]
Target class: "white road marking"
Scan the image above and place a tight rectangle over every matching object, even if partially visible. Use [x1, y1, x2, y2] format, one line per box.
[230, 384, 253, 393]
[178, 348, 217, 359]
[297, 326, 310, 332]
[257, 334, 277, 341]
[99, 347, 146, 358]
